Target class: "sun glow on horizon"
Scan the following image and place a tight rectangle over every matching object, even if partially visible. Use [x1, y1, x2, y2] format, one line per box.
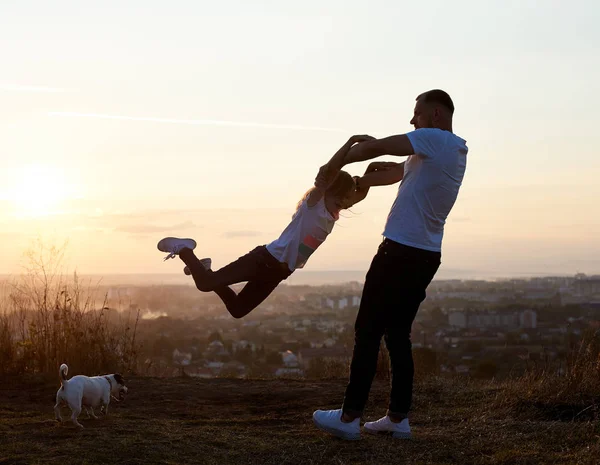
[3, 164, 80, 217]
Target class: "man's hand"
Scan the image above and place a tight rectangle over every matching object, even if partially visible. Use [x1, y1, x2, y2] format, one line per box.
[365, 161, 400, 174]
[358, 161, 405, 189]
[342, 135, 375, 165]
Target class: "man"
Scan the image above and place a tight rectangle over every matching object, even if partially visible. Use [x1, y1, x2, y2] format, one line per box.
[312, 89, 468, 440]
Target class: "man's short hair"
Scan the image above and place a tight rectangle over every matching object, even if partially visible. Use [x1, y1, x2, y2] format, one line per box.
[417, 89, 454, 115]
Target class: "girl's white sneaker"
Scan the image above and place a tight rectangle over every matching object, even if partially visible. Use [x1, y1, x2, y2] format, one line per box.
[183, 258, 212, 275]
[157, 237, 197, 260]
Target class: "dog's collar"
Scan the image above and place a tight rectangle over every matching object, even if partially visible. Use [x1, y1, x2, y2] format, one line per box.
[103, 375, 123, 403]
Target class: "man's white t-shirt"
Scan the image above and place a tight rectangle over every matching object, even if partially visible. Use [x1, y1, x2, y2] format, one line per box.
[382, 128, 468, 253]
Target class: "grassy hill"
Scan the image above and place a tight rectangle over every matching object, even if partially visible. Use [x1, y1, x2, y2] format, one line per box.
[1, 375, 598, 465]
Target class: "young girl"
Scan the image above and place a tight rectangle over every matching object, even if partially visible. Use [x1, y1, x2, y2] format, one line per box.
[157, 135, 398, 318]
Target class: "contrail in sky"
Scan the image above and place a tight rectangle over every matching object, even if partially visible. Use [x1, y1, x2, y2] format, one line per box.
[48, 111, 345, 133]
[1, 84, 69, 93]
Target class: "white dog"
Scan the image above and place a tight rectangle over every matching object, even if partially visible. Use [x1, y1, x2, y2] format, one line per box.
[54, 364, 128, 428]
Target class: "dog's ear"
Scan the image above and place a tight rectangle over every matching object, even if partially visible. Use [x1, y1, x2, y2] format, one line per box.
[114, 373, 126, 386]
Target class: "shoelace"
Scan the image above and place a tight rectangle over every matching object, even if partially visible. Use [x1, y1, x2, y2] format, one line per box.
[163, 249, 180, 261]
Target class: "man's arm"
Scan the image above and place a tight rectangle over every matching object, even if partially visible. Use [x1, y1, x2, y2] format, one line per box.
[358, 162, 405, 188]
[343, 134, 414, 165]
[343, 162, 405, 208]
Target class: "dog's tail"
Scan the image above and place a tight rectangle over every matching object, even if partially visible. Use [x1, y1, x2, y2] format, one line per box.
[59, 364, 68, 385]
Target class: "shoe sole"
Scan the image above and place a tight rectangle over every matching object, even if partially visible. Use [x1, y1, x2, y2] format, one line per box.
[364, 427, 411, 439]
[157, 237, 197, 253]
[313, 417, 361, 441]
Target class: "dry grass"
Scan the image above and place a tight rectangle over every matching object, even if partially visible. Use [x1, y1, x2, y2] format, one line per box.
[1, 375, 599, 465]
[495, 332, 600, 422]
[0, 240, 139, 376]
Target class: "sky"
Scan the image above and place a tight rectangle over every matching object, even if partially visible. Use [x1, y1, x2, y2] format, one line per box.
[0, 0, 599, 280]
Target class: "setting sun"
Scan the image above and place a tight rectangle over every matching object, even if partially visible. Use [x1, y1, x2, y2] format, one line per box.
[5, 164, 74, 217]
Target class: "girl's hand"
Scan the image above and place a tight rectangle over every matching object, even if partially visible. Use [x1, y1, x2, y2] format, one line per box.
[349, 134, 375, 145]
[316, 135, 376, 189]
[315, 164, 335, 190]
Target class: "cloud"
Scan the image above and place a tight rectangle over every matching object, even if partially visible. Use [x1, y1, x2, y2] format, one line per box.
[48, 112, 345, 132]
[1, 84, 69, 93]
[115, 221, 197, 234]
[88, 209, 203, 221]
[70, 226, 108, 234]
[222, 230, 262, 239]
[127, 234, 151, 241]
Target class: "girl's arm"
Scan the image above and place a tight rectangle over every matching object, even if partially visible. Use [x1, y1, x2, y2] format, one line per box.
[343, 176, 370, 208]
[309, 135, 376, 207]
[307, 187, 324, 207]
[315, 135, 375, 190]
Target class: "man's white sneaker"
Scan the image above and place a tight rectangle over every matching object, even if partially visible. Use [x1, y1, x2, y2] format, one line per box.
[157, 237, 197, 261]
[312, 409, 361, 441]
[183, 258, 212, 275]
[363, 416, 411, 439]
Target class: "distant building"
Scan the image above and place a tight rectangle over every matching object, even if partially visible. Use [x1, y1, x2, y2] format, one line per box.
[281, 350, 299, 368]
[323, 298, 335, 309]
[204, 340, 229, 357]
[275, 367, 304, 377]
[448, 309, 537, 330]
[449, 311, 467, 328]
[234, 340, 256, 353]
[573, 279, 600, 296]
[309, 338, 337, 349]
[469, 312, 519, 329]
[297, 347, 350, 369]
[455, 364, 470, 374]
[519, 309, 537, 329]
[172, 348, 192, 366]
[276, 350, 303, 377]
[320, 295, 361, 310]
